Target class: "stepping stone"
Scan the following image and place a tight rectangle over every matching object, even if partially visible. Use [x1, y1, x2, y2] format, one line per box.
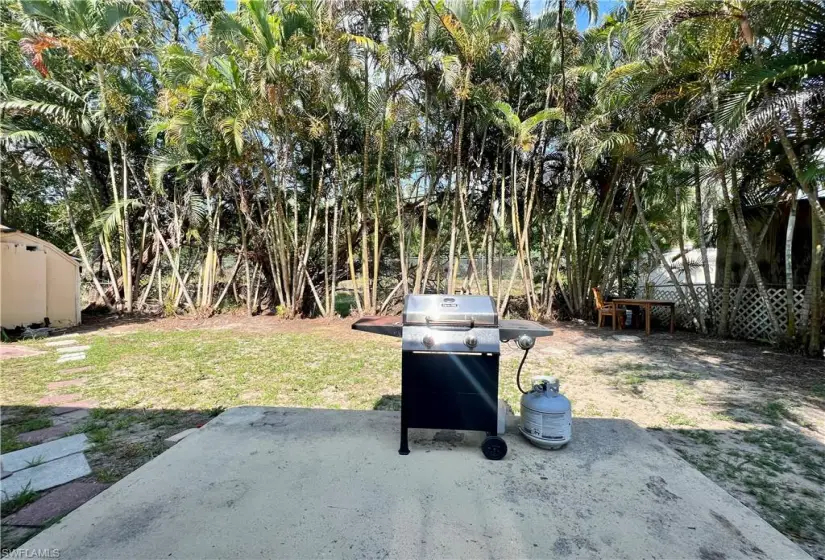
[56, 346, 91, 354]
[44, 340, 78, 347]
[57, 354, 86, 364]
[16, 424, 72, 445]
[163, 428, 199, 448]
[1, 453, 91, 497]
[3, 482, 110, 527]
[60, 366, 93, 375]
[612, 335, 642, 343]
[52, 409, 90, 424]
[47, 378, 87, 391]
[1, 434, 89, 473]
[52, 406, 82, 416]
[0, 346, 46, 360]
[38, 394, 83, 406]
[59, 400, 98, 409]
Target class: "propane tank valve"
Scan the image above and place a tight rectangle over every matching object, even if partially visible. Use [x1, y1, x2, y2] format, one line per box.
[517, 334, 535, 350]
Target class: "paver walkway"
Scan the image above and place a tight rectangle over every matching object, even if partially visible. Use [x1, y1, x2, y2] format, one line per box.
[3, 482, 109, 527]
[43, 340, 78, 348]
[0, 336, 104, 553]
[0, 346, 46, 360]
[44, 338, 88, 365]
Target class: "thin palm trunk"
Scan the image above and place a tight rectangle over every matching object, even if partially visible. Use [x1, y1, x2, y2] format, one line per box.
[214, 253, 243, 311]
[239, 211, 252, 316]
[728, 202, 778, 328]
[372, 120, 385, 311]
[61, 182, 111, 307]
[676, 185, 706, 332]
[138, 239, 160, 309]
[454, 93, 482, 295]
[96, 63, 127, 310]
[393, 143, 409, 295]
[414, 89, 432, 295]
[545, 183, 574, 318]
[121, 148, 133, 312]
[718, 221, 736, 337]
[360, 53, 372, 312]
[324, 186, 330, 315]
[133, 212, 149, 308]
[785, 194, 798, 336]
[694, 163, 713, 325]
[720, 169, 781, 336]
[631, 178, 693, 312]
[446, 131, 459, 294]
[808, 209, 822, 356]
[600, 191, 633, 296]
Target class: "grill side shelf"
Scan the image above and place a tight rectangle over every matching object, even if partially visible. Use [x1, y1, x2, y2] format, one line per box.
[499, 319, 553, 342]
[351, 316, 403, 338]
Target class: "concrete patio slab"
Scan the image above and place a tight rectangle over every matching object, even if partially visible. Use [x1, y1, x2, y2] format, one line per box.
[21, 407, 808, 559]
[2, 434, 89, 473]
[2, 452, 91, 497]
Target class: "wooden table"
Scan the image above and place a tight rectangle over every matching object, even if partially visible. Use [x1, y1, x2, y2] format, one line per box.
[611, 299, 676, 335]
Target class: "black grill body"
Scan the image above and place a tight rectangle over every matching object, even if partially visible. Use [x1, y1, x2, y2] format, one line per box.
[400, 352, 499, 453]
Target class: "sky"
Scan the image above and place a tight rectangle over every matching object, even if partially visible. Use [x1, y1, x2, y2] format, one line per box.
[223, 0, 621, 31]
[528, 0, 621, 30]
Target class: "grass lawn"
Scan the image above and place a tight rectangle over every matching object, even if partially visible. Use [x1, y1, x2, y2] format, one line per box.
[1, 316, 823, 556]
[2, 329, 400, 411]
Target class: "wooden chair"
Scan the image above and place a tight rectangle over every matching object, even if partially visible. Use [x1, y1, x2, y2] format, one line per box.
[593, 287, 620, 329]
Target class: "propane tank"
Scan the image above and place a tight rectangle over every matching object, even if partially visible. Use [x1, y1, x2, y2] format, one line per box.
[519, 376, 572, 449]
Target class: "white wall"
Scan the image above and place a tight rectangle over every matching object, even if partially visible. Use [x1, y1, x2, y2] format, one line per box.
[637, 247, 717, 292]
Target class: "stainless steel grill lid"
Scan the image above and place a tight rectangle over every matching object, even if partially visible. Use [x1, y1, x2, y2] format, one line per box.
[401, 295, 497, 328]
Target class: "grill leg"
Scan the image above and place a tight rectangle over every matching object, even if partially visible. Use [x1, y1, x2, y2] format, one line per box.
[399, 405, 410, 455]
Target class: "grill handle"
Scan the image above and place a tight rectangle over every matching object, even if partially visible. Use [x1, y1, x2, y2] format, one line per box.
[424, 316, 475, 329]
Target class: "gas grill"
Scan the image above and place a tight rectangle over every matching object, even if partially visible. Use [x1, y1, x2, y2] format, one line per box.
[353, 294, 551, 459]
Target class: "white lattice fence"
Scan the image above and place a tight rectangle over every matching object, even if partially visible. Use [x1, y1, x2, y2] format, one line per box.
[638, 284, 809, 341]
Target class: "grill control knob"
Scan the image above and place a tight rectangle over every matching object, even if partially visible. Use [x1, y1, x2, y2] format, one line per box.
[464, 334, 478, 349]
[422, 334, 434, 348]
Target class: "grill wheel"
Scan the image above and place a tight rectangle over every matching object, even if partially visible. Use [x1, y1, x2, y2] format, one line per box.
[481, 435, 508, 460]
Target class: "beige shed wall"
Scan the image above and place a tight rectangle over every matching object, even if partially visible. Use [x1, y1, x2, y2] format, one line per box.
[1, 243, 48, 328]
[1, 231, 81, 329]
[43, 245, 81, 327]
